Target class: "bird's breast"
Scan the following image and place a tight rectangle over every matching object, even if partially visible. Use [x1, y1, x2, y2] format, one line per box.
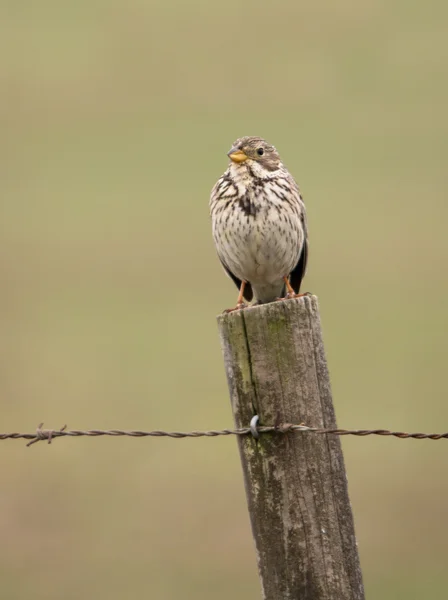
[213, 185, 303, 285]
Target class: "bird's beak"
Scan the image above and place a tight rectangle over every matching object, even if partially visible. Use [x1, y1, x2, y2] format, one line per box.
[227, 147, 248, 163]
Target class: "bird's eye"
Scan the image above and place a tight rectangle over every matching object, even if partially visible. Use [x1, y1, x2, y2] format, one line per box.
[257, 147, 264, 156]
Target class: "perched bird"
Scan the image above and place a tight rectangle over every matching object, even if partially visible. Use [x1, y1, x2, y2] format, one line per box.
[210, 136, 308, 309]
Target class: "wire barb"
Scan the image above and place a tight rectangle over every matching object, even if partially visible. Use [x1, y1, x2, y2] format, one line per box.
[0, 423, 447, 448]
[26, 423, 68, 447]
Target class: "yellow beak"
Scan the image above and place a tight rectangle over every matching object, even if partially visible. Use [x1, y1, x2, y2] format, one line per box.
[227, 147, 248, 163]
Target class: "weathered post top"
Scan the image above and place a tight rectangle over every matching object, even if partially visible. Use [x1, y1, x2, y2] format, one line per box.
[218, 295, 365, 600]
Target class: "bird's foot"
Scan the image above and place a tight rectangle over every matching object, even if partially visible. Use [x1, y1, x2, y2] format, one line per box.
[275, 292, 311, 302]
[275, 294, 293, 302]
[223, 281, 249, 313]
[223, 303, 247, 314]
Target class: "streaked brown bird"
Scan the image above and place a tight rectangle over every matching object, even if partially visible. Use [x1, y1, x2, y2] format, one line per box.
[210, 136, 308, 309]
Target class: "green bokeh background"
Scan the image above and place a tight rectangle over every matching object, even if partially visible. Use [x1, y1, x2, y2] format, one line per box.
[2, 1, 448, 598]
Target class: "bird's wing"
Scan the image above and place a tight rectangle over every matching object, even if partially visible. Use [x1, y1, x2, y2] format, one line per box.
[290, 202, 308, 295]
[219, 259, 254, 302]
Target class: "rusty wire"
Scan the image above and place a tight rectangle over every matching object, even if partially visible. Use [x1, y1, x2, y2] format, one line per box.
[0, 422, 448, 448]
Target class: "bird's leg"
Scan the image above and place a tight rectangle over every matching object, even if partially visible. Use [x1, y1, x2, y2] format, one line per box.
[283, 276, 296, 298]
[236, 280, 247, 307]
[223, 281, 248, 313]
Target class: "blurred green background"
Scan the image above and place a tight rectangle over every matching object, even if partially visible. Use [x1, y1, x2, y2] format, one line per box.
[1, 0, 448, 598]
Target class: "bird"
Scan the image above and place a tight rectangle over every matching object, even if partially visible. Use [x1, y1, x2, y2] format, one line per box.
[210, 136, 308, 310]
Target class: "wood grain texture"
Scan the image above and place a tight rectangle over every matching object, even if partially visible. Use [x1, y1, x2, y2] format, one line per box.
[217, 295, 365, 600]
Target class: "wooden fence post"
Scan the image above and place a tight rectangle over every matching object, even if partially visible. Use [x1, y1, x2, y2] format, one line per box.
[217, 295, 365, 600]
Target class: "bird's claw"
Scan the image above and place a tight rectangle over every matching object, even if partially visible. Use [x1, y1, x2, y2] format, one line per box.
[275, 291, 311, 302]
[223, 303, 247, 314]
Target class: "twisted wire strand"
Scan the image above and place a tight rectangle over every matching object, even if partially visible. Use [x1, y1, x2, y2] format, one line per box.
[0, 423, 447, 447]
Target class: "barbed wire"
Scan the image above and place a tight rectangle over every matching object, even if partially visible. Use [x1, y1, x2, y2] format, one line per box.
[1, 422, 448, 448]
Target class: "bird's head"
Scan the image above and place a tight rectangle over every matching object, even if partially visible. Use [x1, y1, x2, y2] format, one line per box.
[227, 136, 281, 172]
